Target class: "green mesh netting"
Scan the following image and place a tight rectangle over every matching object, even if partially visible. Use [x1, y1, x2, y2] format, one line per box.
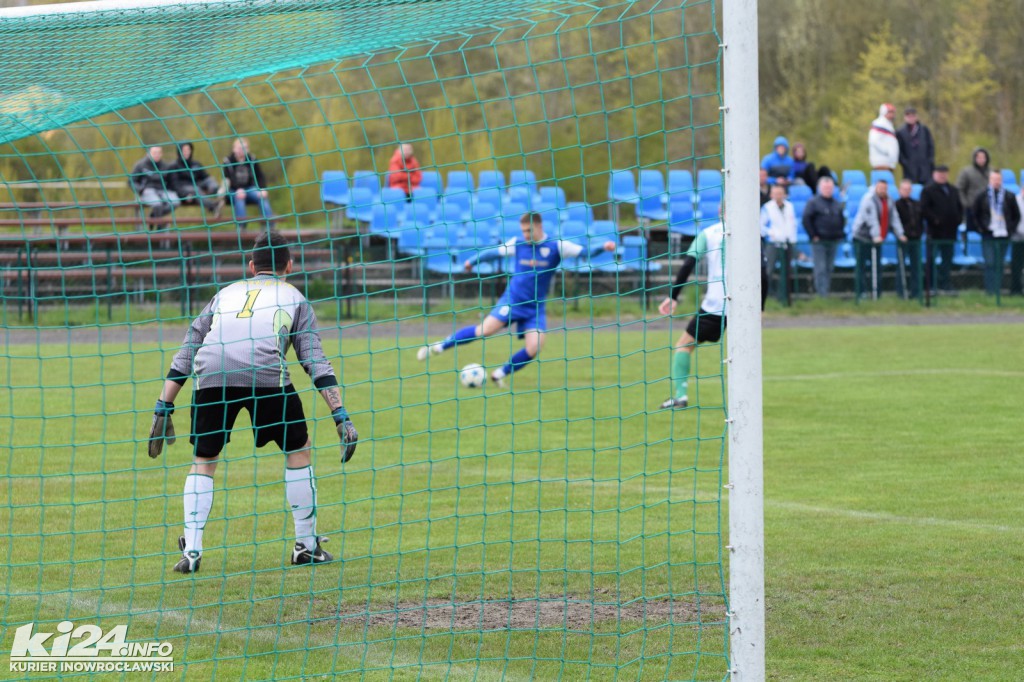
[1, 0, 729, 679]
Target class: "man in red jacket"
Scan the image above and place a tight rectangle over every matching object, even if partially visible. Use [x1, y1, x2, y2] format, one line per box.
[388, 144, 422, 197]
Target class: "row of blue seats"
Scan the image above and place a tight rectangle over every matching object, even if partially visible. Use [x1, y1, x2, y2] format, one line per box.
[322, 168, 557, 208]
[780, 231, 1003, 270]
[418, 233, 662, 277]
[391, 217, 624, 257]
[841, 168, 1024, 193]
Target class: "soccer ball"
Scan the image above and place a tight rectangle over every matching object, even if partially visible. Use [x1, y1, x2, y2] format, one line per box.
[459, 363, 486, 388]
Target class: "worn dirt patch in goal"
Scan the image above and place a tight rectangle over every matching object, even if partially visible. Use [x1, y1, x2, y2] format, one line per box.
[330, 597, 726, 631]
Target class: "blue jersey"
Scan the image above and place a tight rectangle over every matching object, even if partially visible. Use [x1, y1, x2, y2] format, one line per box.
[497, 236, 585, 306]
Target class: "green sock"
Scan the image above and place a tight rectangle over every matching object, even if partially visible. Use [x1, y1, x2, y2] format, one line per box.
[672, 351, 691, 400]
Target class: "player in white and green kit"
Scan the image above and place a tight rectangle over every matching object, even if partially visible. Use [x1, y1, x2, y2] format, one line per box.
[148, 231, 357, 573]
[658, 220, 767, 409]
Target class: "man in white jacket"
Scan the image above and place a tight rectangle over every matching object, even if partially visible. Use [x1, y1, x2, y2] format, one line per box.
[760, 183, 798, 302]
[869, 102, 899, 172]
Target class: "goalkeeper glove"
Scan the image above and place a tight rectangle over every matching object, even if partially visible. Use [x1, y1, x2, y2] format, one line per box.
[148, 399, 176, 458]
[332, 407, 358, 463]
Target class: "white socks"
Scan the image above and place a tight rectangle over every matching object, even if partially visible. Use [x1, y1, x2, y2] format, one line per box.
[182, 474, 214, 554]
[285, 466, 318, 551]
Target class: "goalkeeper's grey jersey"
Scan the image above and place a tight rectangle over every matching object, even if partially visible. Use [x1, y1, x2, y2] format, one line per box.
[171, 274, 335, 389]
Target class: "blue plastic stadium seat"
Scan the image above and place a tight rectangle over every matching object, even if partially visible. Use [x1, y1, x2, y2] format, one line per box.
[911, 183, 923, 201]
[538, 186, 567, 211]
[470, 201, 500, 225]
[405, 202, 433, 229]
[788, 185, 812, 202]
[842, 169, 867, 189]
[607, 170, 639, 206]
[440, 193, 471, 222]
[368, 203, 402, 237]
[588, 220, 617, 241]
[508, 170, 541, 208]
[474, 188, 503, 212]
[954, 232, 983, 267]
[1001, 169, 1017, 187]
[869, 169, 895, 186]
[446, 170, 475, 198]
[557, 220, 588, 241]
[567, 234, 621, 273]
[346, 187, 374, 223]
[410, 187, 439, 221]
[669, 201, 697, 237]
[667, 169, 695, 204]
[418, 170, 442, 195]
[636, 170, 668, 221]
[697, 169, 722, 199]
[502, 201, 527, 222]
[478, 170, 505, 193]
[621, 235, 662, 272]
[352, 171, 380, 200]
[564, 201, 594, 226]
[321, 171, 350, 207]
[844, 186, 867, 219]
[792, 201, 806, 221]
[698, 200, 721, 222]
[834, 242, 857, 269]
[538, 208, 560, 229]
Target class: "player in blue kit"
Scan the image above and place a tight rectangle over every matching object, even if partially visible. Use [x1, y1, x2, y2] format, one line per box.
[417, 212, 616, 386]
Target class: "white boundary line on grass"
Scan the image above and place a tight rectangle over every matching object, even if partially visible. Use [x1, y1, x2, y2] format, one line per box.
[765, 368, 1024, 382]
[768, 500, 1022, 534]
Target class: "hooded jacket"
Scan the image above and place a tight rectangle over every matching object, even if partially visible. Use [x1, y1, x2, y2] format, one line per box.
[868, 105, 899, 169]
[955, 147, 991, 211]
[852, 189, 905, 242]
[168, 143, 212, 190]
[760, 136, 794, 184]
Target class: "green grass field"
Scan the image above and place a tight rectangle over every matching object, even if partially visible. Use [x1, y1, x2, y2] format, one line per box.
[2, 319, 1023, 680]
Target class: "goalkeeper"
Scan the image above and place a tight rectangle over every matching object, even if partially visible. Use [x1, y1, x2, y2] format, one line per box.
[149, 231, 357, 573]
[658, 218, 768, 409]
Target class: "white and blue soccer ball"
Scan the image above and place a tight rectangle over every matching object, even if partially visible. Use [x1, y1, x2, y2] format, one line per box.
[459, 363, 486, 388]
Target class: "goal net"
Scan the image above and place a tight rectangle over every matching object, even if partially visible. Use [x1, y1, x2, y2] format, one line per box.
[0, 1, 737, 679]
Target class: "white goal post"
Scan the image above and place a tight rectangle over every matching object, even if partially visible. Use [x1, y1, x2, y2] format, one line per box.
[723, 0, 766, 680]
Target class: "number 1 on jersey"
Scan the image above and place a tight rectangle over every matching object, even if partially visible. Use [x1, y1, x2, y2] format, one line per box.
[237, 289, 261, 318]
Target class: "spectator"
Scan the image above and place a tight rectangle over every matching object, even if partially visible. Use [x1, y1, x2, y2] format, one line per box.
[130, 146, 180, 223]
[919, 165, 963, 295]
[760, 184, 797, 300]
[896, 106, 934, 185]
[759, 168, 770, 206]
[895, 179, 924, 298]
[387, 143, 422, 198]
[956, 148, 991, 224]
[168, 142, 222, 216]
[868, 103, 899, 173]
[760, 136, 794, 186]
[223, 137, 274, 227]
[852, 180, 907, 298]
[1014, 189, 1024, 295]
[968, 170, 1020, 295]
[802, 176, 846, 297]
[790, 143, 817, 188]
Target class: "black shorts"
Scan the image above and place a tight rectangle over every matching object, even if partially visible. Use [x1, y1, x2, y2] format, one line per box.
[190, 385, 308, 458]
[686, 310, 726, 344]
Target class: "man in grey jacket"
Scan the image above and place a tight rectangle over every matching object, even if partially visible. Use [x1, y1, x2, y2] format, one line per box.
[956, 148, 991, 225]
[852, 180, 907, 299]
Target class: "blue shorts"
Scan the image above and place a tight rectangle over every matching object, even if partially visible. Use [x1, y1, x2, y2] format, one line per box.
[488, 296, 547, 338]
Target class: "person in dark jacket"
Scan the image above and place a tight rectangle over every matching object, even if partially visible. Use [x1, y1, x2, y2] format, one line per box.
[790, 143, 817, 189]
[168, 142, 222, 216]
[801, 176, 845, 296]
[956, 147, 991, 224]
[130, 146, 180, 222]
[758, 168, 770, 206]
[919, 165, 963, 293]
[896, 107, 934, 185]
[969, 170, 1021, 295]
[223, 137, 274, 227]
[895, 179, 924, 298]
